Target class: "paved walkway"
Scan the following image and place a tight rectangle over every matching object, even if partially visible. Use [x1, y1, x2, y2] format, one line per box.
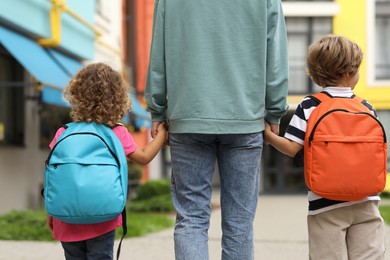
[0, 195, 389, 260]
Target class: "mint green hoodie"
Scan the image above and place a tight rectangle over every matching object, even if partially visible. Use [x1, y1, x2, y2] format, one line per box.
[145, 0, 288, 134]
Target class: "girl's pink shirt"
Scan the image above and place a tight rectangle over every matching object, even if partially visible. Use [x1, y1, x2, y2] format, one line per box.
[48, 125, 137, 242]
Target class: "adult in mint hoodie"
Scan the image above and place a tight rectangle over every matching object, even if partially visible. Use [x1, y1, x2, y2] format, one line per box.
[146, 1, 288, 259]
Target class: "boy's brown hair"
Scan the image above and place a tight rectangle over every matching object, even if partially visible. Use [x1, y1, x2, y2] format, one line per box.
[64, 62, 131, 127]
[306, 34, 363, 87]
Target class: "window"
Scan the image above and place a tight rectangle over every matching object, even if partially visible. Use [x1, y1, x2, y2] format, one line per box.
[367, 0, 390, 84]
[0, 46, 25, 146]
[39, 104, 71, 149]
[375, 0, 390, 80]
[377, 110, 390, 171]
[285, 17, 332, 94]
[96, 0, 110, 23]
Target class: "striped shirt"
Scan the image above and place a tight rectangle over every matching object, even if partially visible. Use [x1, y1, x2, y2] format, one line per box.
[285, 87, 380, 215]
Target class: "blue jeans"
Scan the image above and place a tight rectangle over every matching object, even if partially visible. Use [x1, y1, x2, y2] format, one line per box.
[61, 230, 115, 260]
[169, 133, 263, 260]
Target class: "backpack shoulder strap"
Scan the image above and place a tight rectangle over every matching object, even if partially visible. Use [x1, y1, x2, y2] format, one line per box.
[351, 94, 365, 104]
[310, 92, 366, 104]
[116, 208, 127, 259]
[309, 91, 332, 104]
[351, 95, 375, 114]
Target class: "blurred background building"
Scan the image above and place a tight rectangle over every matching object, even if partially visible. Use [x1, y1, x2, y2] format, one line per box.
[0, 0, 389, 214]
[0, 0, 153, 214]
[260, 0, 390, 194]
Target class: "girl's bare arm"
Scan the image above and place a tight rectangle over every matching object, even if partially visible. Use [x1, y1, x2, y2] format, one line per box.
[128, 124, 167, 165]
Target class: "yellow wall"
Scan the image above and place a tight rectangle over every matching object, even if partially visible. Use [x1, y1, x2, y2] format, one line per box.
[334, 0, 390, 110]
[334, 0, 389, 190]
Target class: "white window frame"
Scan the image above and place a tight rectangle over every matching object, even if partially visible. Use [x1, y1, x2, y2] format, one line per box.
[366, 0, 390, 86]
[282, 2, 338, 95]
[282, 2, 339, 17]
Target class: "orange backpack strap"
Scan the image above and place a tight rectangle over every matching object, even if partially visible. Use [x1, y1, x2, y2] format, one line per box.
[351, 94, 365, 104]
[310, 92, 367, 106]
[309, 92, 332, 104]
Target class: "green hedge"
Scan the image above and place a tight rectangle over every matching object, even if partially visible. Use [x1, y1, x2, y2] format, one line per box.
[135, 179, 171, 200]
[0, 179, 175, 241]
[129, 179, 174, 213]
[0, 210, 54, 241]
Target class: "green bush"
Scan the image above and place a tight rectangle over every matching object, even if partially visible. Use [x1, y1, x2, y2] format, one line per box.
[135, 179, 171, 201]
[0, 179, 175, 241]
[128, 194, 174, 213]
[0, 210, 53, 241]
[380, 191, 390, 199]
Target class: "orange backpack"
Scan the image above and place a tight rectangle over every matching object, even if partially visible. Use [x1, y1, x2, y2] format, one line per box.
[304, 92, 387, 201]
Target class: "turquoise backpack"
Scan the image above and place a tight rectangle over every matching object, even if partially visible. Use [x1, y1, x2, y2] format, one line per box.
[44, 122, 128, 258]
[44, 122, 128, 224]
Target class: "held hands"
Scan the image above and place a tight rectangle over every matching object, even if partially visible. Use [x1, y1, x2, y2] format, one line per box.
[264, 121, 279, 145]
[264, 120, 303, 157]
[151, 122, 160, 138]
[151, 121, 169, 145]
[128, 121, 169, 165]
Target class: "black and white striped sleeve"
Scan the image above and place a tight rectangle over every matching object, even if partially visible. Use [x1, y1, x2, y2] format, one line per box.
[284, 96, 319, 145]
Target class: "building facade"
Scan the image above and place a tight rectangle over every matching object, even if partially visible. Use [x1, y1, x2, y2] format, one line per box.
[0, 0, 151, 214]
[262, 0, 390, 194]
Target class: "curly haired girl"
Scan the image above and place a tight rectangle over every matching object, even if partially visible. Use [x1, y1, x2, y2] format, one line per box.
[47, 62, 167, 259]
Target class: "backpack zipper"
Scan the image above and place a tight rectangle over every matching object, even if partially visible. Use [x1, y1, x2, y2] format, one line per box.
[308, 109, 387, 146]
[45, 132, 120, 167]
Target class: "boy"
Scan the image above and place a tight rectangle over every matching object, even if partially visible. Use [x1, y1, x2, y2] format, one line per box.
[264, 35, 385, 260]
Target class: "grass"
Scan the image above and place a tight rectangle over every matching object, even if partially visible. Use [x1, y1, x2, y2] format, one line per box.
[0, 180, 175, 241]
[0, 210, 52, 241]
[120, 213, 174, 238]
[380, 205, 390, 225]
[380, 192, 390, 224]
[0, 209, 174, 241]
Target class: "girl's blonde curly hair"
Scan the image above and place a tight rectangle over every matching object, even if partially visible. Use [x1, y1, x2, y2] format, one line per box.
[306, 34, 363, 87]
[64, 62, 131, 127]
